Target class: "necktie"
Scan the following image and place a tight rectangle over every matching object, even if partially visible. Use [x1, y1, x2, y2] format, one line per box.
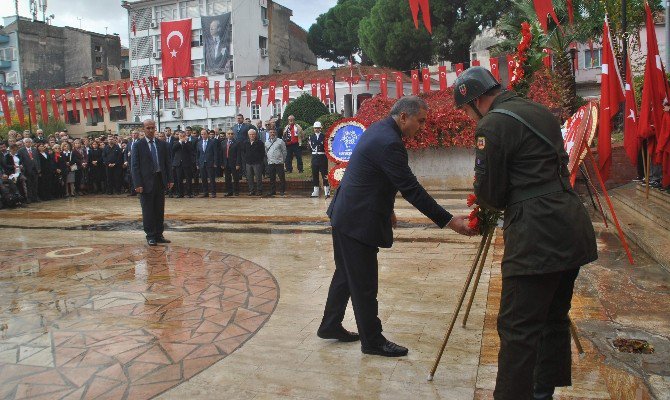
[149, 140, 159, 172]
[226, 140, 230, 158]
[203, 140, 207, 152]
[28, 149, 33, 160]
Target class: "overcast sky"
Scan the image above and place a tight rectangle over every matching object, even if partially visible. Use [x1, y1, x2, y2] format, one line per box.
[0, 0, 337, 67]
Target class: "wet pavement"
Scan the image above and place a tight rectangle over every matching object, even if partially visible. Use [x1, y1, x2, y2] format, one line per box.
[0, 194, 668, 399]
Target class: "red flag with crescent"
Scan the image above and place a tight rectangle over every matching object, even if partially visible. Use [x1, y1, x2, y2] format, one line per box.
[311, 80, 318, 97]
[319, 80, 327, 103]
[245, 81, 252, 107]
[395, 72, 404, 98]
[297, 80, 304, 90]
[225, 80, 231, 105]
[380, 74, 388, 99]
[411, 70, 420, 95]
[38, 90, 49, 123]
[489, 57, 500, 81]
[26, 90, 37, 124]
[438, 66, 447, 90]
[161, 19, 192, 78]
[422, 68, 431, 92]
[409, 0, 432, 34]
[455, 63, 464, 77]
[69, 90, 78, 116]
[116, 84, 124, 106]
[268, 81, 276, 105]
[95, 86, 104, 113]
[235, 81, 241, 106]
[173, 78, 179, 101]
[328, 80, 335, 102]
[60, 89, 69, 123]
[103, 85, 111, 112]
[163, 79, 169, 101]
[214, 80, 220, 103]
[282, 80, 290, 104]
[256, 81, 263, 105]
[0, 91, 11, 126]
[79, 89, 88, 118]
[183, 79, 190, 102]
[472, 60, 481, 66]
[13, 90, 25, 125]
[50, 90, 60, 120]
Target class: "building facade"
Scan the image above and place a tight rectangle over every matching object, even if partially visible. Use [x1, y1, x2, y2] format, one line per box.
[122, 0, 317, 130]
[0, 16, 122, 94]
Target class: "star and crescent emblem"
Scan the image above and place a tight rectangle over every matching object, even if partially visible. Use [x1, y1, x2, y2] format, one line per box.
[166, 30, 184, 58]
[491, 64, 497, 70]
[628, 109, 636, 121]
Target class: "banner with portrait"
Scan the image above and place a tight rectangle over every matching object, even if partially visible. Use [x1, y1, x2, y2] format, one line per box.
[202, 13, 232, 75]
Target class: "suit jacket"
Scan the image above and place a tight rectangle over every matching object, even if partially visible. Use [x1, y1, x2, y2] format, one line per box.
[233, 123, 251, 143]
[240, 139, 265, 165]
[130, 138, 172, 193]
[3, 153, 20, 175]
[38, 152, 54, 176]
[88, 148, 104, 169]
[18, 147, 40, 174]
[327, 117, 452, 248]
[220, 138, 240, 168]
[59, 151, 81, 172]
[103, 144, 124, 167]
[171, 140, 194, 168]
[196, 138, 219, 168]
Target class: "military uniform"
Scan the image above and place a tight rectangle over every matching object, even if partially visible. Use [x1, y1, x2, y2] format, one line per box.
[309, 133, 329, 191]
[473, 91, 597, 400]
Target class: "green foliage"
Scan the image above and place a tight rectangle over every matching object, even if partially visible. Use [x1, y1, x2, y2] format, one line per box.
[191, 125, 204, 134]
[307, 0, 376, 64]
[0, 111, 65, 139]
[281, 94, 330, 127]
[358, 0, 433, 70]
[316, 113, 344, 132]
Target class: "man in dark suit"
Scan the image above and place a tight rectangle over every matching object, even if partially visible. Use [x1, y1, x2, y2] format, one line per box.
[220, 130, 240, 196]
[233, 114, 251, 144]
[131, 119, 173, 246]
[125, 131, 141, 196]
[318, 96, 475, 357]
[103, 136, 124, 194]
[17, 138, 41, 202]
[172, 131, 194, 198]
[196, 129, 219, 197]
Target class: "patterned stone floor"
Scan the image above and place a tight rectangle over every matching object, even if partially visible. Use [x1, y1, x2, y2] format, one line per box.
[0, 245, 278, 400]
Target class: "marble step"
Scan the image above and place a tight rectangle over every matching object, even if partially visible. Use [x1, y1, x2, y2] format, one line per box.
[612, 185, 670, 231]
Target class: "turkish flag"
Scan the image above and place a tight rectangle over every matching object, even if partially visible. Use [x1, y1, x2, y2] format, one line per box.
[352, 76, 361, 85]
[438, 66, 447, 90]
[319, 80, 327, 103]
[116, 84, 124, 106]
[161, 19, 192, 78]
[533, 0, 561, 33]
[225, 80, 231, 105]
[380, 74, 388, 99]
[472, 60, 481, 66]
[422, 68, 431, 92]
[203, 79, 210, 101]
[268, 81, 276, 105]
[297, 80, 304, 89]
[235, 81, 241, 106]
[246, 81, 252, 107]
[129, 81, 138, 104]
[151, 76, 159, 88]
[311, 80, 318, 97]
[87, 87, 95, 112]
[328, 80, 335, 102]
[214, 80, 220, 103]
[183, 79, 190, 102]
[95, 86, 104, 113]
[70, 90, 78, 116]
[542, 48, 552, 68]
[409, 0, 432, 34]
[192, 79, 198, 105]
[0, 90, 11, 126]
[13, 90, 25, 125]
[79, 89, 88, 118]
[282, 80, 290, 104]
[104, 85, 112, 112]
[60, 89, 69, 123]
[142, 79, 151, 99]
[598, 19, 625, 181]
[411, 70, 420, 95]
[173, 78, 179, 101]
[26, 90, 37, 124]
[50, 90, 60, 120]
[38, 90, 49, 123]
[163, 79, 169, 101]
[395, 72, 404, 98]
[455, 63, 464, 77]
[506, 55, 516, 89]
[489, 57, 500, 81]
[137, 80, 144, 101]
[624, 57, 640, 166]
[123, 82, 132, 109]
[256, 81, 263, 105]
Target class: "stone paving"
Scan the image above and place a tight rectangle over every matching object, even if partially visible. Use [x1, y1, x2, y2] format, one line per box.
[0, 193, 667, 399]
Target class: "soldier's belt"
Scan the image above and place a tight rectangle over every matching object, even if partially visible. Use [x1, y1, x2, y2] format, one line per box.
[312, 152, 325, 155]
[507, 179, 569, 206]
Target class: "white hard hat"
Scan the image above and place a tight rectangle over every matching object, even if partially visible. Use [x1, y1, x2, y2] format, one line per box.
[313, 121, 322, 128]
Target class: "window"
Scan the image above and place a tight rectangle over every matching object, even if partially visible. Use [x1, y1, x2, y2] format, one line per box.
[272, 99, 282, 118]
[109, 106, 127, 122]
[261, 6, 268, 21]
[156, 4, 178, 21]
[67, 110, 81, 124]
[95, 56, 102, 63]
[0, 47, 17, 61]
[94, 45, 102, 52]
[190, 60, 204, 76]
[259, 36, 267, 50]
[86, 108, 103, 126]
[191, 29, 202, 47]
[327, 100, 336, 114]
[584, 49, 602, 69]
[6, 71, 18, 85]
[251, 102, 260, 119]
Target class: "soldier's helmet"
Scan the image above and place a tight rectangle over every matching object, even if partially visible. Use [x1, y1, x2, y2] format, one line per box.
[453, 66, 501, 107]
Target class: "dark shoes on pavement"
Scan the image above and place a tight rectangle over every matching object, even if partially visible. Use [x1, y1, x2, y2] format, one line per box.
[156, 236, 171, 244]
[361, 340, 408, 357]
[147, 239, 157, 246]
[317, 327, 360, 342]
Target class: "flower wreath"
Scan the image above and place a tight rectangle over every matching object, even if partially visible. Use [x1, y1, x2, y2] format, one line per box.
[324, 118, 368, 164]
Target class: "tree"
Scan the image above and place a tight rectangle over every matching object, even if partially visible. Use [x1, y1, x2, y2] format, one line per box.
[358, 0, 433, 71]
[281, 94, 330, 127]
[307, 0, 376, 64]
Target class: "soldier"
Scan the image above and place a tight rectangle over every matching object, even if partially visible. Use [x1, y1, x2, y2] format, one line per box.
[309, 121, 330, 198]
[453, 67, 598, 400]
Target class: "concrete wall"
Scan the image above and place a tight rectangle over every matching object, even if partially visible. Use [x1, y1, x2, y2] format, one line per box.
[408, 147, 475, 190]
[63, 29, 92, 86]
[287, 22, 317, 72]
[16, 19, 65, 90]
[268, 1, 290, 74]
[231, 0, 269, 79]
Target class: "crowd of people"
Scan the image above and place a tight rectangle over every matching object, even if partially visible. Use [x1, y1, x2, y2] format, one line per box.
[0, 113, 331, 208]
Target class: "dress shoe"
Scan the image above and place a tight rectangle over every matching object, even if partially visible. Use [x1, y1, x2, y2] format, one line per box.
[533, 386, 555, 400]
[156, 236, 171, 244]
[188, 194, 194, 198]
[211, 194, 216, 198]
[200, 194, 209, 198]
[317, 327, 360, 342]
[256, 192, 263, 196]
[234, 192, 240, 196]
[147, 239, 157, 246]
[176, 194, 184, 198]
[224, 193, 233, 197]
[361, 340, 408, 357]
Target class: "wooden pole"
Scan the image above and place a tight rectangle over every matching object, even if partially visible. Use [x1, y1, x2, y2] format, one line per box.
[645, 146, 652, 199]
[581, 165, 608, 227]
[462, 229, 494, 327]
[569, 318, 585, 355]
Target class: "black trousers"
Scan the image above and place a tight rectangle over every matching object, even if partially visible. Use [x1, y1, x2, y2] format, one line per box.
[106, 166, 122, 193]
[192, 164, 200, 193]
[494, 268, 579, 400]
[175, 164, 192, 196]
[139, 173, 165, 241]
[199, 165, 217, 195]
[25, 171, 39, 201]
[224, 165, 240, 195]
[38, 174, 53, 200]
[311, 155, 329, 187]
[285, 143, 303, 172]
[320, 228, 384, 347]
[268, 163, 285, 194]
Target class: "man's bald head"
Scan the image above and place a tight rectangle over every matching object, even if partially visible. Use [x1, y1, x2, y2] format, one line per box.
[143, 119, 157, 139]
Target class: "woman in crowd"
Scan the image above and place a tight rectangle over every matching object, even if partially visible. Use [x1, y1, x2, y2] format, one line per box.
[51, 144, 64, 198]
[88, 140, 105, 194]
[60, 142, 80, 197]
[37, 143, 54, 201]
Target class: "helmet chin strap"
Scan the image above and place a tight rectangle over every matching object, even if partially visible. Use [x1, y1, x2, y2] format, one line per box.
[468, 102, 484, 119]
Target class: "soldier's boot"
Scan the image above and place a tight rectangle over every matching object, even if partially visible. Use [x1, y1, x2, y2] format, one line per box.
[310, 186, 320, 198]
[533, 386, 555, 400]
[324, 186, 331, 198]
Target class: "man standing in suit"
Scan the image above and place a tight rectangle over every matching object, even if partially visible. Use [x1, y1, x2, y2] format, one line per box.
[221, 129, 240, 196]
[240, 129, 265, 196]
[103, 136, 124, 194]
[18, 138, 41, 203]
[172, 131, 194, 198]
[196, 129, 219, 197]
[318, 97, 475, 357]
[131, 119, 173, 246]
[126, 131, 141, 196]
[233, 114, 251, 144]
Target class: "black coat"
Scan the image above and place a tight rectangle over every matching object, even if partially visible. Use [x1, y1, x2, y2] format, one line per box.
[171, 140, 194, 168]
[130, 138, 172, 194]
[240, 139, 265, 165]
[3, 153, 20, 175]
[59, 151, 81, 172]
[38, 153, 54, 176]
[196, 138, 219, 168]
[17, 147, 40, 174]
[327, 117, 451, 248]
[473, 91, 597, 277]
[220, 138, 240, 168]
[102, 144, 124, 167]
[88, 148, 104, 168]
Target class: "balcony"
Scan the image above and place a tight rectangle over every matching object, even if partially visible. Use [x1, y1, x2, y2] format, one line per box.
[0, 35, 9, 44]
[1, 82, 13, 92]
[0, 60, 11, 69]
